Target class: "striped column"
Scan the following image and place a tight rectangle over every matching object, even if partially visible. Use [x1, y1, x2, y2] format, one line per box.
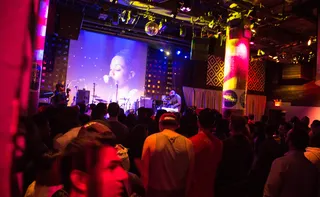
[29, 0, 50, 115]
[222, 22, 251, 116]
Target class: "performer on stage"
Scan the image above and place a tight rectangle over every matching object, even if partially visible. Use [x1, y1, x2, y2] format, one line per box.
[165, 90, 182, 111]
[103, 49, 143, 110]
[51, 83, 69, 106]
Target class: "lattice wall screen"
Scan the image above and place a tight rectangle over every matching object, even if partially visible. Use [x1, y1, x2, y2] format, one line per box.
[206, 55, 265, 92]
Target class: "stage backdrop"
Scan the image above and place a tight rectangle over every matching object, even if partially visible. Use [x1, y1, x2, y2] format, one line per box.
[66, 30, 148, 105]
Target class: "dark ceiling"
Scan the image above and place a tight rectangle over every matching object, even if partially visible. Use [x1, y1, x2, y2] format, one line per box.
[54, 0, 318, 63]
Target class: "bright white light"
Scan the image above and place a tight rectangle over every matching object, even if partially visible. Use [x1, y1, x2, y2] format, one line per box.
[176, 51, 181, 55]
[165, 51, 171, 56]
[160, 49, 164, 52]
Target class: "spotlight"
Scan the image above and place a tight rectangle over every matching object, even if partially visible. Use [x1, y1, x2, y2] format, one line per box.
[126, 10, 137, 25]
[180, 0, 192, 12]
[176, 50, 181, 55]
[257, 49, 265, 56]
[179, 25, 186, 37]
[160, 49, 164, 52]
[184, 55, 188, 59]
[307, 38, 312, 46]
[250, 41, 254, 45]
[165, 51, 171, 56]
[159, 19, 168, 34]
[120, 10, 127, 22]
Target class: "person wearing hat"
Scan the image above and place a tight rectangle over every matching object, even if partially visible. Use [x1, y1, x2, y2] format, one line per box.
[51, 83, 67, 106]
[141, 113, 194, 197]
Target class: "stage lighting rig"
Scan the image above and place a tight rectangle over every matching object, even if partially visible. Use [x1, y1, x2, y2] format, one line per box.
[180, 0, 192, 12]
[179, 25, 186, 37]
[158, 19, 168, 34]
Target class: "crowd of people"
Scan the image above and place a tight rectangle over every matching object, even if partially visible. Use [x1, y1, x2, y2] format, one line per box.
[21, 102, 320, 197]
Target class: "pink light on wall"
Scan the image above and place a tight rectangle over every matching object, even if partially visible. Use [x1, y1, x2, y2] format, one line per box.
[222, 26, 251, 115]
[237, 43, 248, 60]
[29, 0, 50, 115]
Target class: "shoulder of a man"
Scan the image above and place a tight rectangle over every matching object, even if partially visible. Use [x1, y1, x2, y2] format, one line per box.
[270, 155, 289, 172]
[143, 134, 157, 149]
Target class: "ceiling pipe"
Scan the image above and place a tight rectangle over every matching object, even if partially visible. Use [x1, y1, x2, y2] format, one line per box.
[82, 23, 191, 47]
[83, 17, 191, 44]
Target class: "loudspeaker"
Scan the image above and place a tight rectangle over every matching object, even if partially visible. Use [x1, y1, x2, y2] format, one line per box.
[138, 97, 153, 108]
[76, 90, 90, 105]
[56, 6, 83, 40]
[182, 60, 207, 88]
[190, 38, 210, 61]
[191, 37, 225, 60]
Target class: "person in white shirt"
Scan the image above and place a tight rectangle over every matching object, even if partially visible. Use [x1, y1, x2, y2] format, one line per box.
[141, 113, 194, 197]
[264, 128, 318, 197]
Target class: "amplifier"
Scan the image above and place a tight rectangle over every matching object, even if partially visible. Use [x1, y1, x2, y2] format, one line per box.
[138, 97, 153, 108]
[76, 90, 90, 105]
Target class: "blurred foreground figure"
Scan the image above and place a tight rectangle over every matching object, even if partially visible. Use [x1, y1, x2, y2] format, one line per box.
[0, 0, 36, 196]
[53, 137, 129, 197]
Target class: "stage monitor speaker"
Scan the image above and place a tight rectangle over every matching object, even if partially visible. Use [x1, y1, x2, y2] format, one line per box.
[76, 90, 90, 105]
[190, 38, 210, 61]
[57, 6, 83, 40]
[138, 97, 153, 108]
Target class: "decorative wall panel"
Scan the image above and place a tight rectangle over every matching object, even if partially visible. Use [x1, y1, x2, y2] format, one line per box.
[206, 55, 265, 93]
[206, 55, 224, 87]
[248, 60, 265, 92]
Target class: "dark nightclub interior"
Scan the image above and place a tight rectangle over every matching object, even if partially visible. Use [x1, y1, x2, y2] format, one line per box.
[0, 0, 319, 197]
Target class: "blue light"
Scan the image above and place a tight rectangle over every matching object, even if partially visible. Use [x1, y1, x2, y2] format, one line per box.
[160, 49, 164, 52]
[176, 50, 181, 55]
[184, 55, 188, 59]
[164, 56, 167, 59]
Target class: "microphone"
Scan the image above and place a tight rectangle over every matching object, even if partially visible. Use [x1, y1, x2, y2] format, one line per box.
[103, 75, 118, 86]
[104, 75, 114, 84]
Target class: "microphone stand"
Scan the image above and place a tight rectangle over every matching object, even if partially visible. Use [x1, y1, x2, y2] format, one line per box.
[92, 83, 96, 104]
[115, 83, 119, 103]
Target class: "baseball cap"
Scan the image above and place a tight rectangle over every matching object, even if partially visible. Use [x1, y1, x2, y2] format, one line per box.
[78, 120, 115, 143]
[159, 113, 178, 125]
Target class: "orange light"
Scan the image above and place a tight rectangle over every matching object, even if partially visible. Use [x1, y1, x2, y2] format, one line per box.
[274, 99, 282, 107]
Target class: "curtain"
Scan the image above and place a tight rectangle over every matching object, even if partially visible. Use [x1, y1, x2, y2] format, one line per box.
[246, 94, 266, 121]
[183, 86, 266, 121]
[183, 87, 222, 112]
[182, 86, 195, 107]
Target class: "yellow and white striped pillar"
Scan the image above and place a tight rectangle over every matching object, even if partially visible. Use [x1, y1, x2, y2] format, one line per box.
[222, 22, 251, 116]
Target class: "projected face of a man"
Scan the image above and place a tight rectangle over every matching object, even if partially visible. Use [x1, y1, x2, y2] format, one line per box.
[109, 56, 128, 86]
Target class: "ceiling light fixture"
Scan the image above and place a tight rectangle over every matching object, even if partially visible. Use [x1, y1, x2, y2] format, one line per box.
[180, 0, 191, 12]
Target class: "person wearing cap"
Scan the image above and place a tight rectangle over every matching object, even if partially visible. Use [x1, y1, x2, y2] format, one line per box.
[141, 113, 194, 197]
[51, 83, 67, 106]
